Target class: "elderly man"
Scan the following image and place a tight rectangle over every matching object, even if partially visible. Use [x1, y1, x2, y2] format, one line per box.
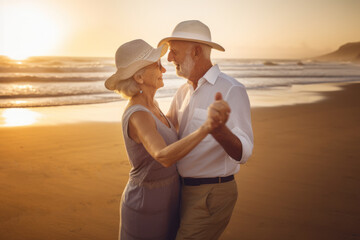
[158, 20, 254, 239]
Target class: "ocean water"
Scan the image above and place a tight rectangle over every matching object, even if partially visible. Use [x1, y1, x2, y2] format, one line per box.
[0, 55, 360, 108]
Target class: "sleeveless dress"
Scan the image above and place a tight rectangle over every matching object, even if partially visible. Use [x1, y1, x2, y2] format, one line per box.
[120, 104, 180, 240]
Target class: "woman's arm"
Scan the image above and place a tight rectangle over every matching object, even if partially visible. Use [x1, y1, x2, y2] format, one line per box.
[128, 111, 215, 167]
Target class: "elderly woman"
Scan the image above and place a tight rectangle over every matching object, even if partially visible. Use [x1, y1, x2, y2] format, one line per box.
[105, 39, 224, 240]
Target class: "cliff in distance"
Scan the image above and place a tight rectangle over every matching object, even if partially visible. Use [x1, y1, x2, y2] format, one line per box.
[314, 42, 360, 62]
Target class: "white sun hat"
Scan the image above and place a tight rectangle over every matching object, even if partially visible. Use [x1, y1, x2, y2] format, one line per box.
[105, 39, 168, 90]
[158, 20, 225, 52]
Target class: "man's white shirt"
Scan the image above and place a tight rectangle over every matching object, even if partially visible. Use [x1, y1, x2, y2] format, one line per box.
[167, 65, 254, 178]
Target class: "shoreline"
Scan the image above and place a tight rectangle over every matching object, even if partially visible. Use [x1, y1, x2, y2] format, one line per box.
[1, 81, 358, 127]
[0, 82, 359, 239]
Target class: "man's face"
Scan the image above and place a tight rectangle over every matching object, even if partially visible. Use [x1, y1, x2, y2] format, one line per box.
[167, 41, 194, 79]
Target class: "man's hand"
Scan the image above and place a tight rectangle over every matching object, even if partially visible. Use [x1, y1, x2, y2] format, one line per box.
[205, 92, 231, 131]
[209, 92, 231, 125]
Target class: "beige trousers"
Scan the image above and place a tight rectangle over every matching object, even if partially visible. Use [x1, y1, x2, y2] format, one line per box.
[175, 180, 238, 240]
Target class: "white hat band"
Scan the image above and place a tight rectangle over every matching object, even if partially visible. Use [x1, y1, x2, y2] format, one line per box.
[171, 31, 212, 42]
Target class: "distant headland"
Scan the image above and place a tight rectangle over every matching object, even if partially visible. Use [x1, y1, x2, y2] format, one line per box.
[313, 41, 360, 62]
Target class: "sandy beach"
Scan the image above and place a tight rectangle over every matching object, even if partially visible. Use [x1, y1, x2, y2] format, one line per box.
[0, 82, 359, 240]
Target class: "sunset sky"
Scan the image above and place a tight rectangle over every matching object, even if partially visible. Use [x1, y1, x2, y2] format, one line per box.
[0, 0, 359, 59]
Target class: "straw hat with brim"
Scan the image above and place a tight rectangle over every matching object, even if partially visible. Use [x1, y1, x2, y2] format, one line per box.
[105, 39, 168, 91]
[158, 20, 225, 52]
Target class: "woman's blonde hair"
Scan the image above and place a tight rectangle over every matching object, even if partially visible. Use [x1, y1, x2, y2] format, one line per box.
[113, 68, 146, 99]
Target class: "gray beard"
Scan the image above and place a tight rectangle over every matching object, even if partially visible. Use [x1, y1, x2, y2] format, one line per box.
[178, 54, 194, 79]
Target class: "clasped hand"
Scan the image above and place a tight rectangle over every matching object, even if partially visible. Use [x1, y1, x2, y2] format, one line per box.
[204, 92, 231, 132]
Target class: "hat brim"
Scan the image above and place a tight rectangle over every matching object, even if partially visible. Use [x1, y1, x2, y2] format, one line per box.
[105, 44, 168, 90]
[158, 37, 225, 52]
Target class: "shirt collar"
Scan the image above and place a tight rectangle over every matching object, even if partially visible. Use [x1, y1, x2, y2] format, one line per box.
[202, 64, 220, 85]
[187, 64, 221, 92]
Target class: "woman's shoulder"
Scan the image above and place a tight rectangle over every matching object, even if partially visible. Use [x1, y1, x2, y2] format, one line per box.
[122, 104, 157, 128]
[125, 103, 149, 112]
[122, 104, 157, 143]
[123, 104, 151, 119]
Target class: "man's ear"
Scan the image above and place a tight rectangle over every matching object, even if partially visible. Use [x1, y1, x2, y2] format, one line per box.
[133, 73, 144, 84]
[194, 45, 202, 59]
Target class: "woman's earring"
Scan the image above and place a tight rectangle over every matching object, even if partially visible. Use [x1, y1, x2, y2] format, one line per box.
[139, 90, 143, 94]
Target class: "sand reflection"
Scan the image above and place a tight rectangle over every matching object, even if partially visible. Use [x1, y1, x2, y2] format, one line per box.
[248, 83, 343, 108]
[1, 108, 41, 127]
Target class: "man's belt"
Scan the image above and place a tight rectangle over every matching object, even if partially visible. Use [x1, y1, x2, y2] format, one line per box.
[181, 175, 234, 186]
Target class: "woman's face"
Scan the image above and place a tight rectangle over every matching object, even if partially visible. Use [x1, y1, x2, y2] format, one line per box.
[142, 60, 166, 90]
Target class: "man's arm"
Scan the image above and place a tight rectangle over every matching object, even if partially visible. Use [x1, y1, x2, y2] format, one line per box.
[208, 89, 253, 163]
[211, 124, 243, 161]
[208, 92, 243, 161]
[166, 97, 179, 131]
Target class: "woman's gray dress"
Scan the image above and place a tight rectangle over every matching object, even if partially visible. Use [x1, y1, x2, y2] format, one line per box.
[120, 104, 180, 240]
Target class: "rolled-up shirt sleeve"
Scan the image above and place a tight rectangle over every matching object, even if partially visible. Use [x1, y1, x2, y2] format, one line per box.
[166, 96, 178, 129]
[166, 84, 188, 130]
[225, 85, 254, 164]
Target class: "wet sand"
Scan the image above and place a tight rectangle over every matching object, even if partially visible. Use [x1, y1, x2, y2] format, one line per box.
[222, 82, 360, 240]
[0, 83, 359, 240]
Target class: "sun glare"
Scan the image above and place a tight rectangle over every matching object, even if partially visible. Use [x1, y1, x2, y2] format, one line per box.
[2, 108, 41, 127]
[1, 2, 62, 60]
